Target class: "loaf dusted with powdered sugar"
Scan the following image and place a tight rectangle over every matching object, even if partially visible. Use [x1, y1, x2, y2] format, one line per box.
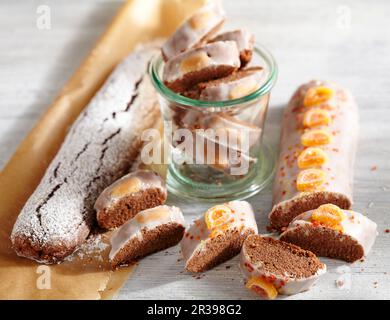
[11, 43, 162, 264]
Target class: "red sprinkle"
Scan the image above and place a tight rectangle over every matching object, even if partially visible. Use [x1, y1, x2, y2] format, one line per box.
[244, 262, 254, 272]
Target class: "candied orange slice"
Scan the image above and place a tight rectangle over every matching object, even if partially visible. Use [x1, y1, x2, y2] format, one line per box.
[297, 147, 328, 169]
[136, 207, 170, 224]
[188, 11, 214, 30]
[229, 83, 260, 99]
[180, 52, 211, 73]
[246, 276, 278, 299]
[303, 108, 331, 128]
[296, 169, 326, 191]
[311, 204, 346, 231]
[111, 177, 142, 197]
[301, 129, 332, 147]
[205, 204, 233, 230]
[303, 86, 334, 107]
[209, 223, 231, 238]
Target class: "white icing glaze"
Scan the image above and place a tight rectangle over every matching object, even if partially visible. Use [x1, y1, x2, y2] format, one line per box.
[163, 41, 240, 84]
[109, 205, 185, 261]
[284, 209, 378, 257]
[173, 112, 260, 174]
[240, 235, 326, 296]
[199, 68, 263, 101]
[94, 170, 167, 212]
[181, 200, 258, 267]
[161, 0, 225, 61]
[272, 80, 359, 205]
[210, 29, 254, 56]
[269, 80, 359, 228]
[202, 114, 262, 151]
[192, 130, 257, 175]
[179, 112, 262, 148]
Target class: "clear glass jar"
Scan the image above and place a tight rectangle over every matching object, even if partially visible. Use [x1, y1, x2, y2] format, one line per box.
[149, 44, 278, 201]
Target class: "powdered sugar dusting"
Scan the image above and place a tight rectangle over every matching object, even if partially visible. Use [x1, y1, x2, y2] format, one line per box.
[11, 40, 163, 263]
[65, 234, 110, 263]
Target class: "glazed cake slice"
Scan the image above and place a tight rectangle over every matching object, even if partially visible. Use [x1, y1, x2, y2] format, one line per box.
[172, 111, 262, 175]
[201, 114, 262, 150]
[95, 170, 167, 229]
[280, 204, 377, 262]
[240, 235, 326, 299]
[161, 0, 225, 61]
[109, 205, 185, 268]
[184, 67, 263, 101]
[163, 41, 240, 93]
[209, 29, 255, 66]
[175, 112, 262, 152]
[191, 130, 257, 176]
[181, 201, 258, 273]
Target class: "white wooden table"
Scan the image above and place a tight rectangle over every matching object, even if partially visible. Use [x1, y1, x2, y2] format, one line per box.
[1, 0, 389, 300]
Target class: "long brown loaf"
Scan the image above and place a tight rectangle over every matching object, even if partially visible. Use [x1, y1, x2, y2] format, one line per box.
[10, 43, 161, 264]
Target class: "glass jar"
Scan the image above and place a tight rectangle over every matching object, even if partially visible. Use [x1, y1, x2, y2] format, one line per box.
[148, 44, 278, 201]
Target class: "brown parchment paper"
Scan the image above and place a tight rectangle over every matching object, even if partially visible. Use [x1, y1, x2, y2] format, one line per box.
[0, 0, 207, 300]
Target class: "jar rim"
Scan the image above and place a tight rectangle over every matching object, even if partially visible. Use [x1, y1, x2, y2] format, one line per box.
[148, 43, 278, 108]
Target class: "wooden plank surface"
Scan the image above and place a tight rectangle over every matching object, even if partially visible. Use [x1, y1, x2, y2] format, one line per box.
[0, 0, 389, 299]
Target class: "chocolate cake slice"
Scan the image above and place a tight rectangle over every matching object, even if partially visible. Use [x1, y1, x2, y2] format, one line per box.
[280, 204, 377, 262]
[161, 0, 225, 61]
[95, 170, 167, 230]
[209, 29, 255, 66]
[163, 41, 240, 93]
[240, 235, 326, 299]
[109, 205, 185, 268]
[181, 201, 258, 273]
[183, 67, 263, 101]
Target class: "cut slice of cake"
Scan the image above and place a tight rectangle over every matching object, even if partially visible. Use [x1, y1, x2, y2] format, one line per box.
[240, 235, 326, 299]
[280, 204, 378, 262]
[198, 113, 262, 151]
[109, 205, 185, 268]
[95, 170, 167, 229]
[184, 67, 263, 101]
[163, 41, 241, 93]
[181, 201, 258, 273]
[209, 29, 255, 66]
[161, 0, 225, 61]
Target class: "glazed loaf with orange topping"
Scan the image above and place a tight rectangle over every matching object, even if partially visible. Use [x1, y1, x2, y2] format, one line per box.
[181, 201, 258, 273]
[269, 80, 359, 231]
